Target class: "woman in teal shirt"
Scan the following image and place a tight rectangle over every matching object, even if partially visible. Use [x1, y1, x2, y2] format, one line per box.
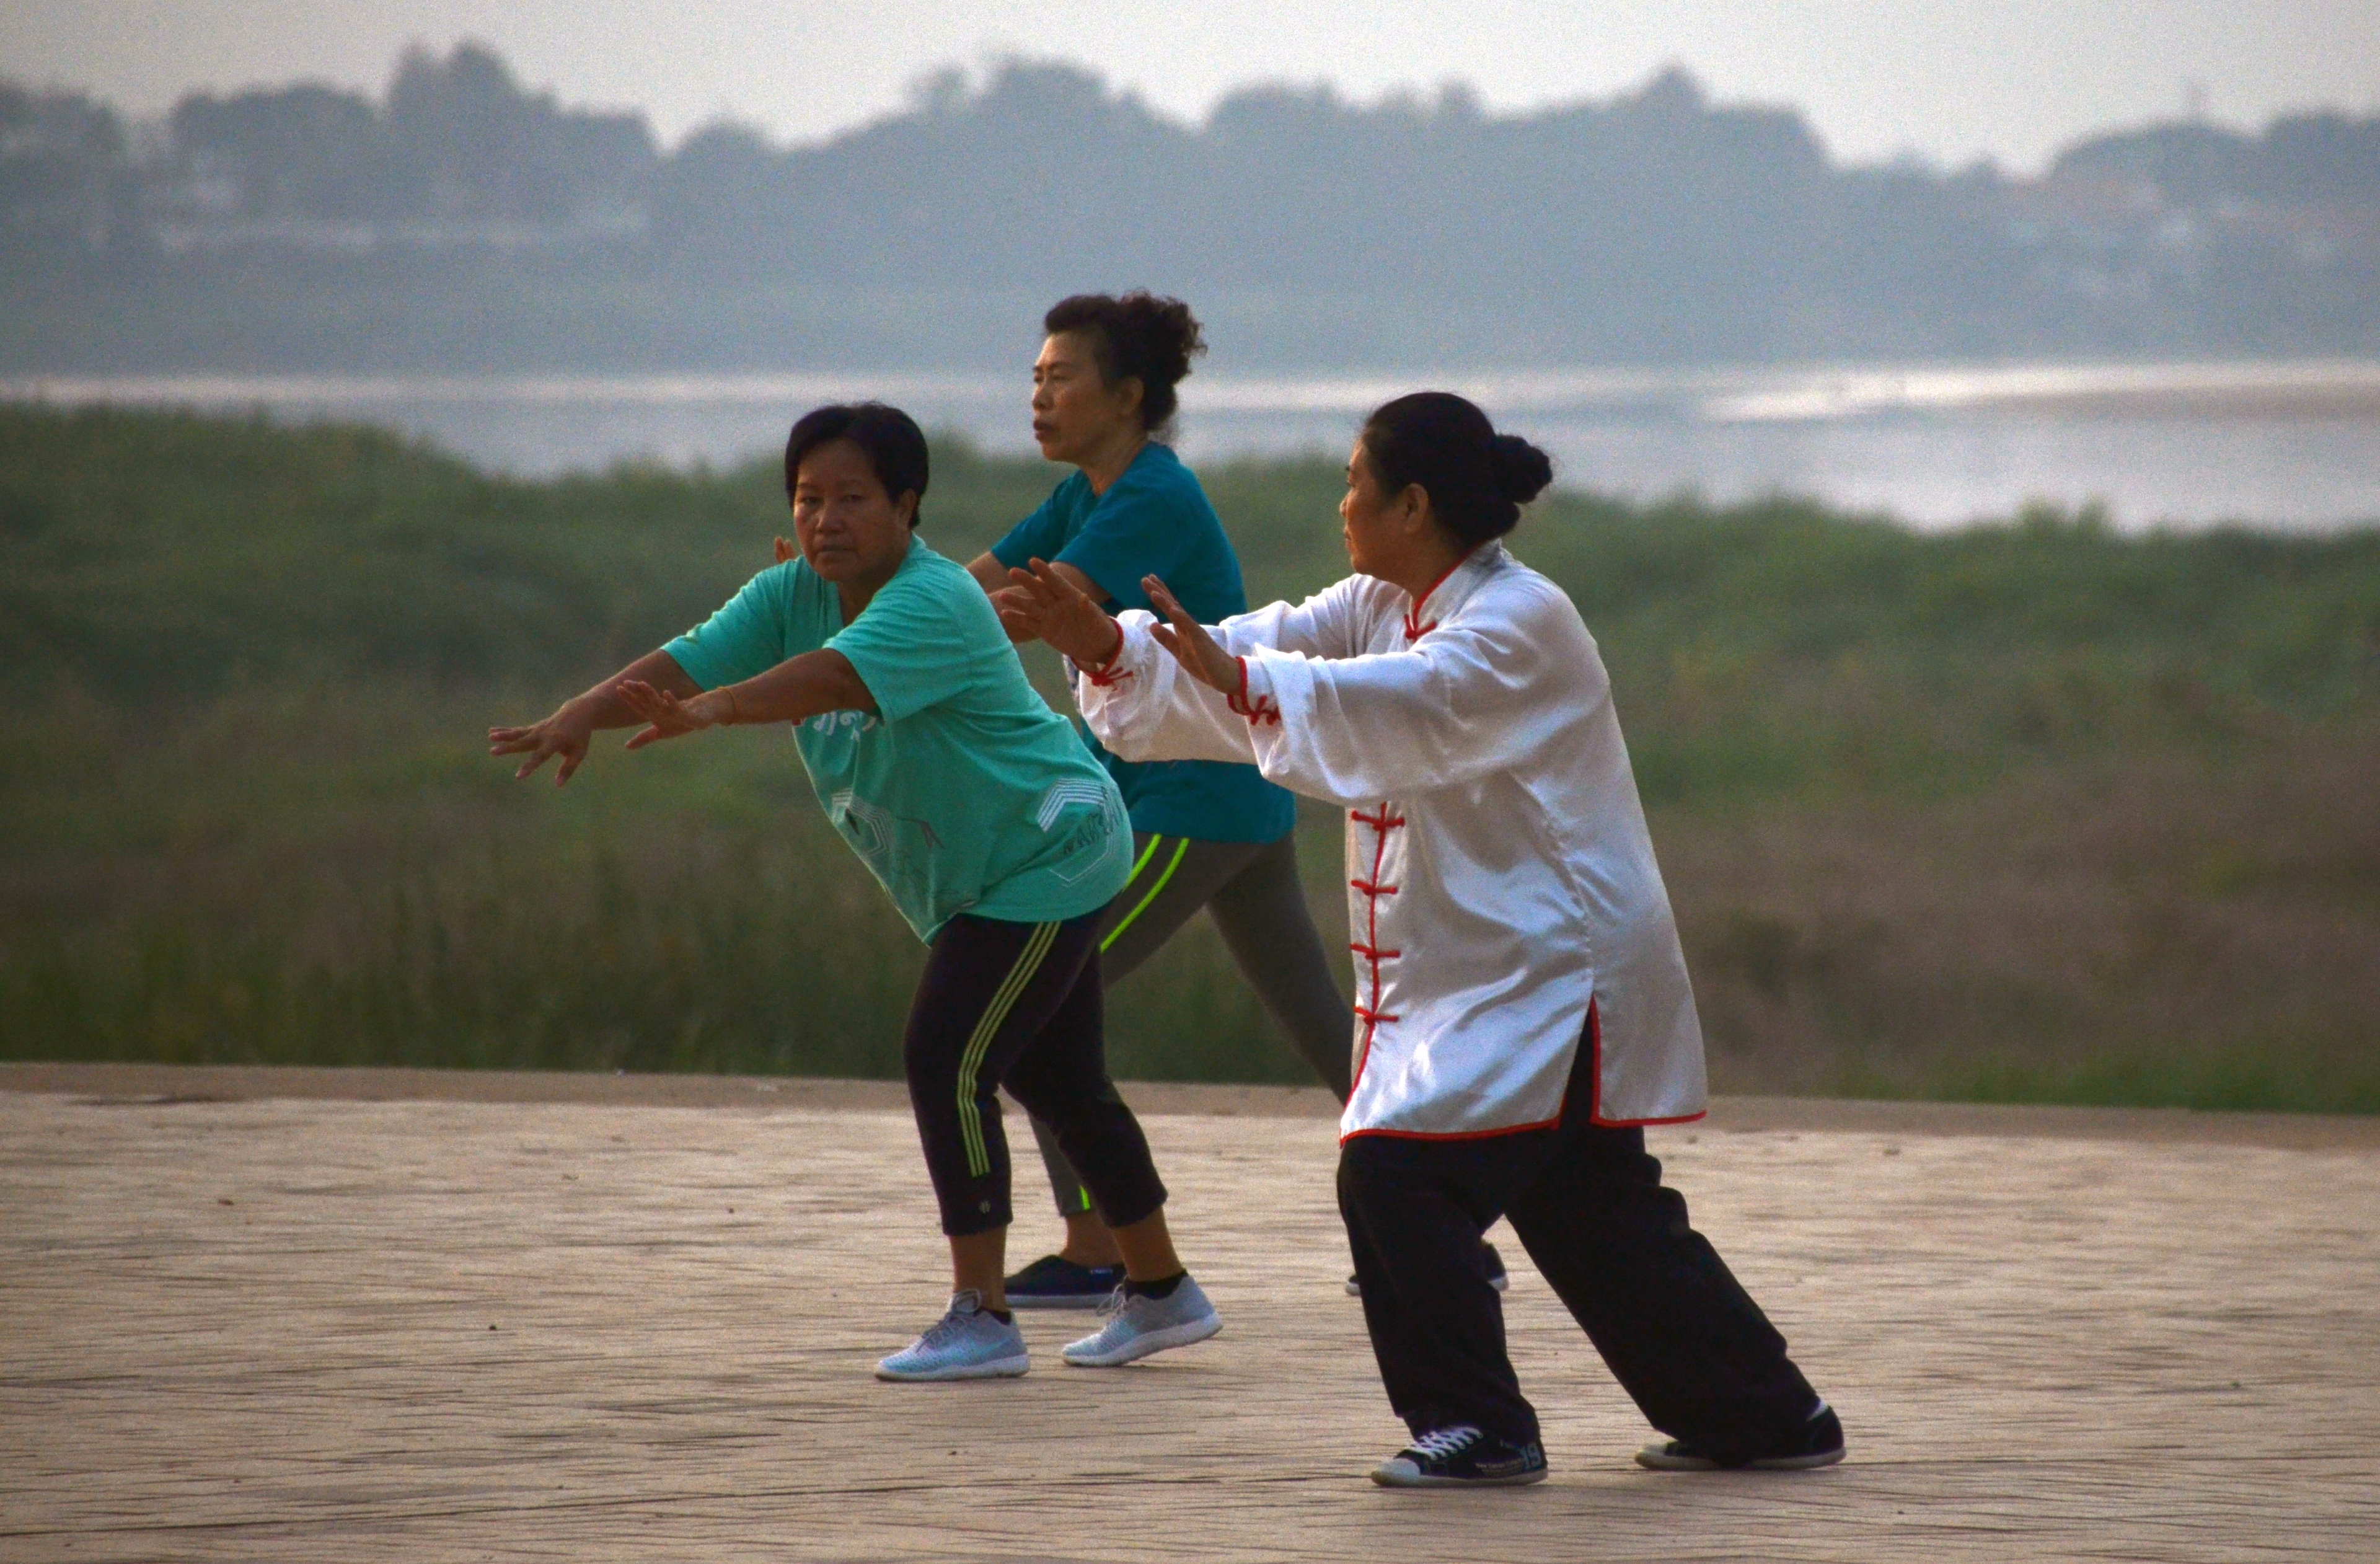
[491, 402, 1222, 1379]
[962, 294, 1489, 1306]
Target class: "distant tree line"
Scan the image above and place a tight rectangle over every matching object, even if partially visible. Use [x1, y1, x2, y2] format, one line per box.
[3, 42, 2376, 369]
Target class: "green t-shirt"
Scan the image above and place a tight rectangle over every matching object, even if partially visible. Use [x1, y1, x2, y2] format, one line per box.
[992, 442, 1297, 846]
[663, 537, 1134, 942]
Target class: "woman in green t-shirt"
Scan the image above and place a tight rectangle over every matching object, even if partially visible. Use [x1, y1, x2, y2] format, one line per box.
[964, 293, 1504, 1306]
[489, 402, 1222, 1381]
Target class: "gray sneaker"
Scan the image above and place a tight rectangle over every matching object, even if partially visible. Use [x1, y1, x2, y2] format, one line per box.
[874, 1290, 1030, 1382]
[1059, 1275, 1222, 1366]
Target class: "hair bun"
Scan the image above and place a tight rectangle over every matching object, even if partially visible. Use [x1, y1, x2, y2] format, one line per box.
[1489, 433, 1554, 505]
[1119, 292, 1206, 386]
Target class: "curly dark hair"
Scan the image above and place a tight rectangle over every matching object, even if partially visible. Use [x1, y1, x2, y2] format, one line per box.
[1042, 291, 1207, 436]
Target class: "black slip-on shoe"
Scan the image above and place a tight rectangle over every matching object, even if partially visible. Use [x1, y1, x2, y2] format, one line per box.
[1002, 1253, 1126, 1310]
[1636, 1402, 1846, 1471]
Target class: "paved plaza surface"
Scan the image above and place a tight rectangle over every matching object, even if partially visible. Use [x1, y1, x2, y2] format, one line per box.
[4, 1063, 2378, 1562]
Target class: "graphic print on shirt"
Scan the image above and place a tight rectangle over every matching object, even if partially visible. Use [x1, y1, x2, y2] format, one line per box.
[1036, 780, 1131, 885]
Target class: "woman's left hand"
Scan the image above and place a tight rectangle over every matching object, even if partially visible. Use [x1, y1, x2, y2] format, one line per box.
[1143, 576, 1241, 695]
[617, 679, 725, 751]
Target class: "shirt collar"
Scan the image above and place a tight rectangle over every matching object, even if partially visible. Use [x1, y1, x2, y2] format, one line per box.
[1402, 541, 1504, 640]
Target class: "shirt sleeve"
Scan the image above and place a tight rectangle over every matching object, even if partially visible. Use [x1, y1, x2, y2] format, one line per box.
[1236, 582, 1598, 806]
[1073, 612, 1263, 766]
[1046, 477, 1190, 607]
[824, 567, 984, 725]
[661, 565, 796, 691]
[1073, 578, 1378, 767]
[989, 490, 1070, 572]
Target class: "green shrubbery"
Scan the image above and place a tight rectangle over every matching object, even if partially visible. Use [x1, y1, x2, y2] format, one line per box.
[4, 404, 2376, 1109]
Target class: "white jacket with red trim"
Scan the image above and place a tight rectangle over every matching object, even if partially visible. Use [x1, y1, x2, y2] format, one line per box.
[1073, 541, 1707, 1141]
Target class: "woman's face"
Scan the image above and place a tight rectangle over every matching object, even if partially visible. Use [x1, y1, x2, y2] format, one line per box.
[1339, 439, 1416, 579]
[1031, 331, 1142, 466]
[791, 438, 914, 585]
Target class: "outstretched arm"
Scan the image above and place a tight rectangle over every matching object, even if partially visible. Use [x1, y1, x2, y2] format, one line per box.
[617, 649, 875, 751]
[488, 647, 700, 786]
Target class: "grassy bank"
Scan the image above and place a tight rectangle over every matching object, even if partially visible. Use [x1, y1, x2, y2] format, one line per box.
[4, 405, 2376, 1109]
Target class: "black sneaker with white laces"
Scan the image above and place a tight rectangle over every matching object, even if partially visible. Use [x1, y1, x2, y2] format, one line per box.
[1635, 1401, 1845, 1471]
[1370, 1424, 1548, 1488]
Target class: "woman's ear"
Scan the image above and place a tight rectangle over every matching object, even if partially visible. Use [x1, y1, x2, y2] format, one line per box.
[1114, 376, 1146, 423]
[1396, 482, 1433, 536]
[897, 490, 921, 529]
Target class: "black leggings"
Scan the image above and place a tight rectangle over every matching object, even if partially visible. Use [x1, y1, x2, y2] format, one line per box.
[1338, 1029, 1820, 1455]
[1025, 829, 1352, 1217]
[904, 911, 1166, 1238]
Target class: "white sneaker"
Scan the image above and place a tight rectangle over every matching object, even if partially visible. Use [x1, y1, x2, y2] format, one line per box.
[1059, 1275, 1222, 1366]
[874, 1290, 1030, 1382]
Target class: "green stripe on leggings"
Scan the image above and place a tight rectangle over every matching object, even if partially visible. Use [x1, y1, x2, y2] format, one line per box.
[956, 921, 1060, 1179]
[1101, 836, 1191, 954]
[1121, 832, 1163, 885]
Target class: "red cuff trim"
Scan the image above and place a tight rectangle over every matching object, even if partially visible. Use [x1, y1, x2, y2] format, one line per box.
[1076, 624, 1131, 687]
[1224, 655, 1280, 725]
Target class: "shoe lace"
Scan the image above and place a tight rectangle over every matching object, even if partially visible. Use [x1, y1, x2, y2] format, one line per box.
[919, 1289, 984, 1348]
[1093, 1283, 1129, 1320]
[1409, 1425, 1484, 1461]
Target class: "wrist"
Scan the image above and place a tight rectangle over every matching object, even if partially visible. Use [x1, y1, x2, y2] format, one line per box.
[1075, 618, 1126, 674]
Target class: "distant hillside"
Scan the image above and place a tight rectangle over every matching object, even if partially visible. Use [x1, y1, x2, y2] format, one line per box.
[4, 44, 2378, 371]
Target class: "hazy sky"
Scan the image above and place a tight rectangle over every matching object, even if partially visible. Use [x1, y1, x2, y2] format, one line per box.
[4, 0, 2378, 172]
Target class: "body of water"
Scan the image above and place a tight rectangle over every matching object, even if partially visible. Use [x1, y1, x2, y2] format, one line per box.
[9, 360, 2379, 531]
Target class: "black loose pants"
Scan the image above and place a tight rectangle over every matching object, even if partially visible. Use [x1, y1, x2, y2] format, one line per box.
[1337, 1028, 1821, 1457]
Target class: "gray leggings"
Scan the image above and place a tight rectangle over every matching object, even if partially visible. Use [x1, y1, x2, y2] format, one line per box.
[1025, 829, 1353, 1217]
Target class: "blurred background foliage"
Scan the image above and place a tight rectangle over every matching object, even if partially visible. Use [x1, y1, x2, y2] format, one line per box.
[3, 404, 2375, 1109]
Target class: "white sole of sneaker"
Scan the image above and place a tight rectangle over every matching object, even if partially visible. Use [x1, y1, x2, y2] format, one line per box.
[1634, 1444, 1845, 1471]
[1370, 1464, 1548, 1488]
[873, 1353, 1030, 1382]
[1059, 1312, 1222, 1367]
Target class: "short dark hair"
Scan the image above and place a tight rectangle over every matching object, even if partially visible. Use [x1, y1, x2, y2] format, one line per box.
[783, 402, 930, 528]
[1042, 291, 1206, 436]
[1359, 392, 1554, 546]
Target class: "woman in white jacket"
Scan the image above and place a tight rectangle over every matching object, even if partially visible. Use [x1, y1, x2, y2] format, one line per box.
[998, 391, 1840, 1488]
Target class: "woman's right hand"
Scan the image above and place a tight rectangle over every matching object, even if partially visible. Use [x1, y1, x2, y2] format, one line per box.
[1142, 577, 1243, 695]
[1000, 559, 1126, 669]
[488, 702, 596, 785]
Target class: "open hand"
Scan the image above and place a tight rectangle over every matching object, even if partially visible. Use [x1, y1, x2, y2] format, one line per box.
[999, 559, 1126, 668]
[617, 680, 723, 751]
[1142, 576, 1241, 695]
[489, 707, 595, 785]
[774, 536, 796, 565]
